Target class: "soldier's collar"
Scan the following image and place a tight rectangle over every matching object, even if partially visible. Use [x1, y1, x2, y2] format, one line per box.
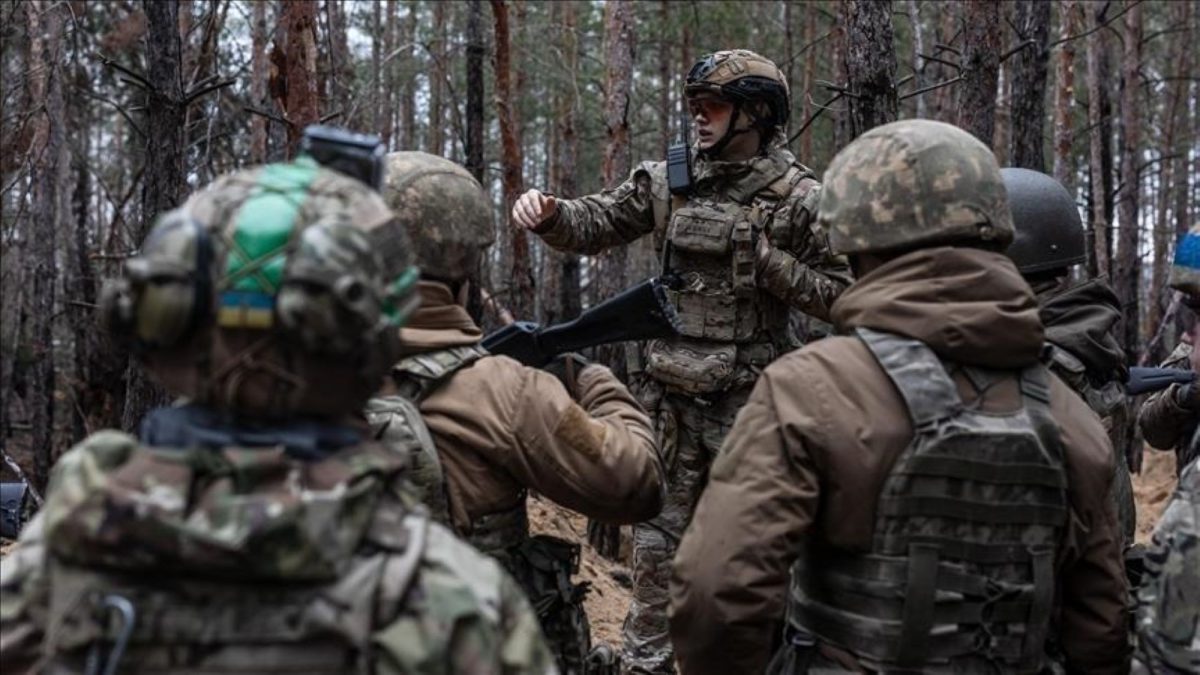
[693, 149, 794, 203]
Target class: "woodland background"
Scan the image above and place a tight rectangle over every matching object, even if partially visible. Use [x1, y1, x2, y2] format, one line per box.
[1, 0, 1197, 495]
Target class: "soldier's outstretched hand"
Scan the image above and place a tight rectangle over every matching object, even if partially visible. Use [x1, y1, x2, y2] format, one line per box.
[513, 189, 557, 231]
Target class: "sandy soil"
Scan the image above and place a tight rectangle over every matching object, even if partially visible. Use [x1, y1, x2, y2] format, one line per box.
[1132, 448, 1180, 544]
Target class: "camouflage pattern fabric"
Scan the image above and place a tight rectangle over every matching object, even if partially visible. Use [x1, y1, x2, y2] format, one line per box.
[819, 119, 1014, 256]
[621, 386, 751, 674]
[1139, 341, 1198, 471]
[0, 429, 557, 674]
[382, 151, 495, 281]
[1134, 455, 1200, 673]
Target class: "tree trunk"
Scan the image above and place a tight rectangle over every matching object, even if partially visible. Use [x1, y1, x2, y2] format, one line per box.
[69, 34, 99, 442]
[383, 0, 398, 146]
[1009, 0, 1050, 171]
[327, 0, 352, 125]
[1115, 2, 1142, 358]
[557, 0, 582, 321]
[465, 0, 485, 183]
[250, 0, 269, 162]
[957, 0, 1000, 146]
[799, 4, 817, 158]
[1051, 0, 1079, 190]
[279, 0, 319, 156]
[491, 0, 533, 319]
[428, 0, 447, 155]
[124, 0, 191, 432]
[1086, 3, 1112, 278]
[840, 0, 898, 137]
[402, 2, 417, 149]
[907, 0, 927, 119]
[930, 5, 958, 123]
[658, 1, 671, 156]
[27, 0, 66, 489]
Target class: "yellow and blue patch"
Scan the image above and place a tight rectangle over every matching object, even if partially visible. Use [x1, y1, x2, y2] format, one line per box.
[218, 290, 275, 329]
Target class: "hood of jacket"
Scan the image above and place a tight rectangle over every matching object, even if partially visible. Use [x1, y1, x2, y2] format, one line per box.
[1034, 278, 1128, 382]
[831, 247, 1044, 369]
[397, 281, 482, 353]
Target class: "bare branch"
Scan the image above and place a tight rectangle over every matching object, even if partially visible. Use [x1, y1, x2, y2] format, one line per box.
[1049, 0, 1144, 49]
[94, 52, 153, 90]
[900, 76, 962, 101]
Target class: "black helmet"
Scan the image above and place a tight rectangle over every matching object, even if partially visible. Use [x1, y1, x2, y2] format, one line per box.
[1002, 168, 1086, 275]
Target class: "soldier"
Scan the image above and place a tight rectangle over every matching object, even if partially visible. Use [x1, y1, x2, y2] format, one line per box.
[511, 49, 851, 674]
[669, 120, 1129, 674]
[373, 151, 664, 675]
[1002, 167, 1136, 546]
[0, 153, 556, 674]
[1133, 224, 1200, 674]
[1138, 224, 1200, 471]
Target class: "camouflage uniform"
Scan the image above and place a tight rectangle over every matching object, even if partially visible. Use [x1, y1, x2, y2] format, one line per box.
[1139, 223, 1200, 471]
[1134, 453, 1200, 673]
[1139, 342, 1198, 469]
[0, 151, 556, 674]
[533, 51, 850, 673]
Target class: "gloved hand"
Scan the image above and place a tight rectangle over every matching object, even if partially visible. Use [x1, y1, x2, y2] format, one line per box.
[544, 352, 592, 399]
[1177, 381, 1199, 411]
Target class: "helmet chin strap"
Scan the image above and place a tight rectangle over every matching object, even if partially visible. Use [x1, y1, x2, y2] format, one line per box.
[698, 103, 764, 159]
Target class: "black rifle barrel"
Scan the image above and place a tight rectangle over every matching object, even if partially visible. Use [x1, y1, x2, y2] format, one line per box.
[1125, 366, 1195, 396]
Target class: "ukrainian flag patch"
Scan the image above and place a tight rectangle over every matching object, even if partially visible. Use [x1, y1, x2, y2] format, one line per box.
[218, 290, 275, 329]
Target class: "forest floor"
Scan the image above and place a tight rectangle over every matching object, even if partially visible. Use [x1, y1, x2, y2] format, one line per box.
[0, 447, 1183, 646]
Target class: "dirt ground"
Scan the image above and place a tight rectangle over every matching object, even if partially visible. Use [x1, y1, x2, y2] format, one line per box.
[1132, 447, 1181, 544]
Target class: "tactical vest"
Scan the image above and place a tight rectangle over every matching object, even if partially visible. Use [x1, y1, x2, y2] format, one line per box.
[775, 329, 1069, 674]
[366, 344, 488, 526]
[645, 162, 819, 395]
[39, 432, 449, 674]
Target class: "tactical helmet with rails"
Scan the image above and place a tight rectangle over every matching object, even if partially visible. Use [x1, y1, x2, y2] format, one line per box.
[1002, 168, 1086, 276]
[684, 49, 790, 154]
[382, 151, 495, 282]
[820, 119, 1013, 256]
[100, 156, 420, 419]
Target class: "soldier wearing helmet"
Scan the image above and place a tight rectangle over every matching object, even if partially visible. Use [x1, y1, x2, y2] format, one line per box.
[670, 120, 1129, 674]
[1138, 224, 1200, 471]
[0, 145, 556, 674]
[1002, 168, 1135, 548]
[1134, 225, 1200, 673]
[511, 49, 851, 674]
[374, 151, 664, 675]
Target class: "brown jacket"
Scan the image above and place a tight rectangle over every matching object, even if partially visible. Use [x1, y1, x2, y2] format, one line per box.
[389, 282, 664, 533]
[669, 248, 1129, 675]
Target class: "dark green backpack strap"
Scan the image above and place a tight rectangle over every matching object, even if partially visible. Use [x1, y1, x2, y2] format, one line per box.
[856, 327, 963, 429]
[390, 345, 489, 402]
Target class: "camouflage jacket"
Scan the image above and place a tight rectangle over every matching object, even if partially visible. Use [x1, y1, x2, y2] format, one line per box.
[1138, 342, 1198, 467]
[1135, 455, 1200, 673]
[0, 428, 556, 675]
[536, 147, 851, 324]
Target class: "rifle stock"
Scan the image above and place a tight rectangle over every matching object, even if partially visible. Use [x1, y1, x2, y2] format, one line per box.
[482, 277, 682, 368]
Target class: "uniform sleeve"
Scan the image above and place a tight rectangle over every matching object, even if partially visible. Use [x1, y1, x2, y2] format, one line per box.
[1055, 390, 1133, 674]
[0, 514, 49, 673]
[756, 182, 853, 321]
[1138, 344, 1196, 451]
[669, 375, 820, 675]
[501, 361, 664, 524]
[535, 162, 663, 256]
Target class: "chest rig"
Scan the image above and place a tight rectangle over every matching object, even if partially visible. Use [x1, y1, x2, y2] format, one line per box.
[779, 329, 1069, 674]
[646, 161, 817, 395]
[367, 345, 487, 527]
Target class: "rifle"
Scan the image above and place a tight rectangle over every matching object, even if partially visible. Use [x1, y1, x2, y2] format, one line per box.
[482, 276, 682, 368]
[1, 480, 29, 539]
[1125, 367, 1195, 396]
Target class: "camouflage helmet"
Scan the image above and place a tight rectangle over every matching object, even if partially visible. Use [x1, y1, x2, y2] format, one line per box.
[685, 49, 790, 141]
[100, 156, 420, 419]
[820, 119, 1013, 256]
[1170, 224, 1200, 301]
[1002, 168, 1086, 275]
[382, 151, 494, 281]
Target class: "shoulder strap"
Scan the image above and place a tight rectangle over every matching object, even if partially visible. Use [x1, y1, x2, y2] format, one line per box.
[856, 327, 963, 429]
[391, 345, 489, 402]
